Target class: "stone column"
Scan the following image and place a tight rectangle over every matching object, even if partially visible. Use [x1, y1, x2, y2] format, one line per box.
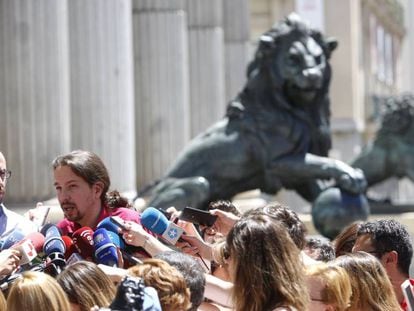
[185, 0, 225, 137]
[223, 0, 251, 102]
[0, 0, 70, 203]
[67, 0, 136, 193]
[132, 0, 191, 188]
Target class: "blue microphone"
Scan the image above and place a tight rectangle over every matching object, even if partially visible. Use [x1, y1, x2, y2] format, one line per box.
[97, 217, 121, 234]
[43, 225, 66, 255]
[93, 228, 119, 267]
[141, 207, 184, 245]
[105, 225, 143, 266]
[0, 228, 25, 250]
[107, 230, 125, 249]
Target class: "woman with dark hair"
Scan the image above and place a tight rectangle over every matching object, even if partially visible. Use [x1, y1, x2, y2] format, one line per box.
[332, 221, 362, 257]
[57, 261, 116, 311]
[224, 214, 309, 311]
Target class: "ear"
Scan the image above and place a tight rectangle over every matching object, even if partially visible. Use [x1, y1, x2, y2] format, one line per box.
[382, 250, 398, 267]
[325, 37, 338, 52]
[325, 305, 336, 311]
[92, 181, 104, 200]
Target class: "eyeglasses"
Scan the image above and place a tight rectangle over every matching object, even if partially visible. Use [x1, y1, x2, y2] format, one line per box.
[0, 170, 11, 181]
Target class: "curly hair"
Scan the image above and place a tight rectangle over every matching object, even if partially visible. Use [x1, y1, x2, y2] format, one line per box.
[356, 219, 413, 275]
[127, 259, 192, 311]
[208, 200, 241, 216]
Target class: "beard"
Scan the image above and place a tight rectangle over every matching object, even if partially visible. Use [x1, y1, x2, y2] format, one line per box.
[61, 203, 82, 222]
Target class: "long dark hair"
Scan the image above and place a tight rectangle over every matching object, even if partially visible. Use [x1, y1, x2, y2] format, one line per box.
[227, 214, 309, 311]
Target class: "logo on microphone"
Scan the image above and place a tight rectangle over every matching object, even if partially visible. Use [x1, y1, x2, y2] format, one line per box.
[167, 228, 178, 239]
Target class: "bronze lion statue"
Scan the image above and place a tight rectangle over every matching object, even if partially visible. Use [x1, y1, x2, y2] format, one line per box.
[352, 93, 414, 186]
[142, 13, 367, 211]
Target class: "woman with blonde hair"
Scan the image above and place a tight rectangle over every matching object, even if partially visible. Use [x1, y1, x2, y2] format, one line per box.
[225, 214, 309, 311]
[0, 290, 5, 311]
[332, 252, 400, 310]
[306, 263, 352, 311]
[128, 258, 192, 311]
[7, 271, 71, 311]
[57, 261, 116, 311]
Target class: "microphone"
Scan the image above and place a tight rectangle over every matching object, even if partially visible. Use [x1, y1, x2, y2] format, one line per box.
[43, 225, 65, 255]
[23, 232, 45, 254]
[40, 223, 59, 236]
[43, 225, 66, 276]
[72, 227, 95, 260]
[93, 228, 119, 267]
[141, 207, 184, 245]
[103, 222, 142, 266]
[0, 229, 25, 250]
[12, 232, 45, 265]
[97, 217, 122, 233]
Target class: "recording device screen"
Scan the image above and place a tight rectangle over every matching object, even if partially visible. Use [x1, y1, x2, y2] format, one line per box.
[179, 207, 217, 227]
[402, 280, 414, 311]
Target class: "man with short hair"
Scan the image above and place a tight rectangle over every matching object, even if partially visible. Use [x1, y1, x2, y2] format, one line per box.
[0, 151, 37, 238]
[155, 251, 206, 311]
[352, 219, 413, 310]
[53, 150, 141, 236]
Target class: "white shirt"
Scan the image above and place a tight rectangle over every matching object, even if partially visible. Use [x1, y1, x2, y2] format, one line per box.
[0, 203, 38, 239]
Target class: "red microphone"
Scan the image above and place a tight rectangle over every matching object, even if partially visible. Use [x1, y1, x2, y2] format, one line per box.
[72, 227, 95, 260]
[12, 232, 45, 265]
[23, 232, 45, 253]
[62, 236, 76, 260]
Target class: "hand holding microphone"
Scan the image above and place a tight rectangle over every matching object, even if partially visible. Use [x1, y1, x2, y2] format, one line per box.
[121, 221, 152, 249]
[140, 207, 185, 245]
[0, 249, 20, 276]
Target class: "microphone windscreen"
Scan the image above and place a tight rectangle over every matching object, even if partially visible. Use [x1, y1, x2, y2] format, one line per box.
[40, 223, 59, 236]
[140, 207, 168, 235]
[97, 217, 121, 233]
[107, 231, 125, 249]
[0, 229, 25, 250]
[24, 232, 45, 253]
[72, 227, 95, 259]
[62, 236, 77, 260]
[43, 225, 65, 255]
[93, 228, 118, 267]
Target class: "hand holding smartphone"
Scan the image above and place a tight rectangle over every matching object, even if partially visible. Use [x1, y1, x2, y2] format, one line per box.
[179, 207, 217, 227]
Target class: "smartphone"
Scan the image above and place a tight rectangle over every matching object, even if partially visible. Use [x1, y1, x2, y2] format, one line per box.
[402, 279, 414, 311]
[179, 207, 217, 227]
[110, 216, 128, 231]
